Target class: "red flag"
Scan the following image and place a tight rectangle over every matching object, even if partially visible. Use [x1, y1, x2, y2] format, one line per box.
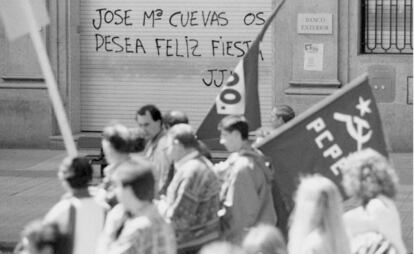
[197, 0, 286, 150]
[257, 73, 388, 234]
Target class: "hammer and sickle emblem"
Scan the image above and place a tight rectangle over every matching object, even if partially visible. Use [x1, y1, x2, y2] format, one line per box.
[333, 113, 373, 151]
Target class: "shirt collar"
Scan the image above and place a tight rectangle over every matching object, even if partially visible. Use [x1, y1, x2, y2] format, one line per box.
[151, 129, 165, 143]
[144, 129, 165, 156]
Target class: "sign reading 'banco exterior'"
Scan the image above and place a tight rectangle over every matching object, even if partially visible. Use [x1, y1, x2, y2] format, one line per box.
[297, 13, 333, 34]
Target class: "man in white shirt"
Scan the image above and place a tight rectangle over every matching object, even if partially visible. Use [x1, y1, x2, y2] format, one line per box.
[44, 156, 109, 254]
[136, 104, 171, 195]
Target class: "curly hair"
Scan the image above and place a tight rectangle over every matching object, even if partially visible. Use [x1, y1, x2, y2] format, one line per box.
[341, 148, 398, 205]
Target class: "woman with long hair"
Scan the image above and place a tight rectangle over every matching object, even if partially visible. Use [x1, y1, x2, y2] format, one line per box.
[342, 148, 406, 254]
[288, 175, 351, 254]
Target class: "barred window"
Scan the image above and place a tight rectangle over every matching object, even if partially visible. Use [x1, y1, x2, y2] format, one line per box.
[361, 0, 413, 54]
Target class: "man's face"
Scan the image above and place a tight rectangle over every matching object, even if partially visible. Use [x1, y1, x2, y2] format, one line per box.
[136, 111, 162, 140]
[219, 129, 241, 152]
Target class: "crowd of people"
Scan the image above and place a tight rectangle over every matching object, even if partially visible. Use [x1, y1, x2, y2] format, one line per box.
[14, 104, 406, 254]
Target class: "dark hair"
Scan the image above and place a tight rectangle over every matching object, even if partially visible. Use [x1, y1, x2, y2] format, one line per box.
[163, 110, 189, 129]
[115, 160, 155, 202]
[59, 156, 92, 189]
[136, 104, 162, 122]
[168, 124, 199, 149]
[274, 105, 295, 123]
[198, 140, 212, 161]
[102, 124, 134, 153]
[129, 128, 146, 153]
[218, 115, 249, 140]
[16, 220, 60, 253]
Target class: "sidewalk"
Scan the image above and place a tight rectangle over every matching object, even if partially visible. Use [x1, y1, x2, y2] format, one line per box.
[0, 149, 412, 252]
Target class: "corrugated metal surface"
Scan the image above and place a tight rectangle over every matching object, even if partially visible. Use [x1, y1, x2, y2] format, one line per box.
[80, 0, 274, 131]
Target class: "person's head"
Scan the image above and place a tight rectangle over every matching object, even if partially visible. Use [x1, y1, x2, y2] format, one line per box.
[242, 224, 287, 254]
[129, 127, 146, 153]
[113, 160, 155, 214]
[199, 241, 246, 254]
[58, 156, 92, 191]
[288, 175, 350, 254]
[271, 105, 295, 129]
[163, 110, 189, 129]
[102, 123, 132, 163]
[341, 148, 398, 205]
[218, 115, 249, 152]
[15, 220, 60, 254]
[135, 104, 163, 140]
[166, 124, 199, 162]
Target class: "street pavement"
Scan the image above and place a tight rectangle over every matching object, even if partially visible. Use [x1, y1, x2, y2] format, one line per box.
[0, 149, 412, 252]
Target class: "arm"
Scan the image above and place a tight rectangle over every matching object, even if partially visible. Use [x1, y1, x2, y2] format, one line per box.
[44, 200, 70, 233]
[223, 160, 260, 237]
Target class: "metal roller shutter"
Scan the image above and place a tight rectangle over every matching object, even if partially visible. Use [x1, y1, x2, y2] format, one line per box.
[80, 0, 274, 131]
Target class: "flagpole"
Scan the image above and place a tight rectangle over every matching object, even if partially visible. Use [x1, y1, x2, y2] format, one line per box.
[21, 0, 77, 157]
[254, 0, 287, 46]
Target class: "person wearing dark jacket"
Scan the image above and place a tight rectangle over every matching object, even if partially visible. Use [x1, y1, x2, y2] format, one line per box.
[215, 115, 277, 244]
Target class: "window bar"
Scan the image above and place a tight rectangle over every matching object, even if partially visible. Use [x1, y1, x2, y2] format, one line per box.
[375, 0, 380, 51]
[404, 0, 408, 48]
[383, 0, 393, 51]
[361, 0, 367, 52]
[381, 0, 387, 52]
[366, 0, 377, 52]
[364, 0, 374, 52]
[410, 1, 413, 49]
[394, 0, 402, 52]
[362, 0, 412, 53]
[394, 0, 401, 52]
[366, 0, 375, 52]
